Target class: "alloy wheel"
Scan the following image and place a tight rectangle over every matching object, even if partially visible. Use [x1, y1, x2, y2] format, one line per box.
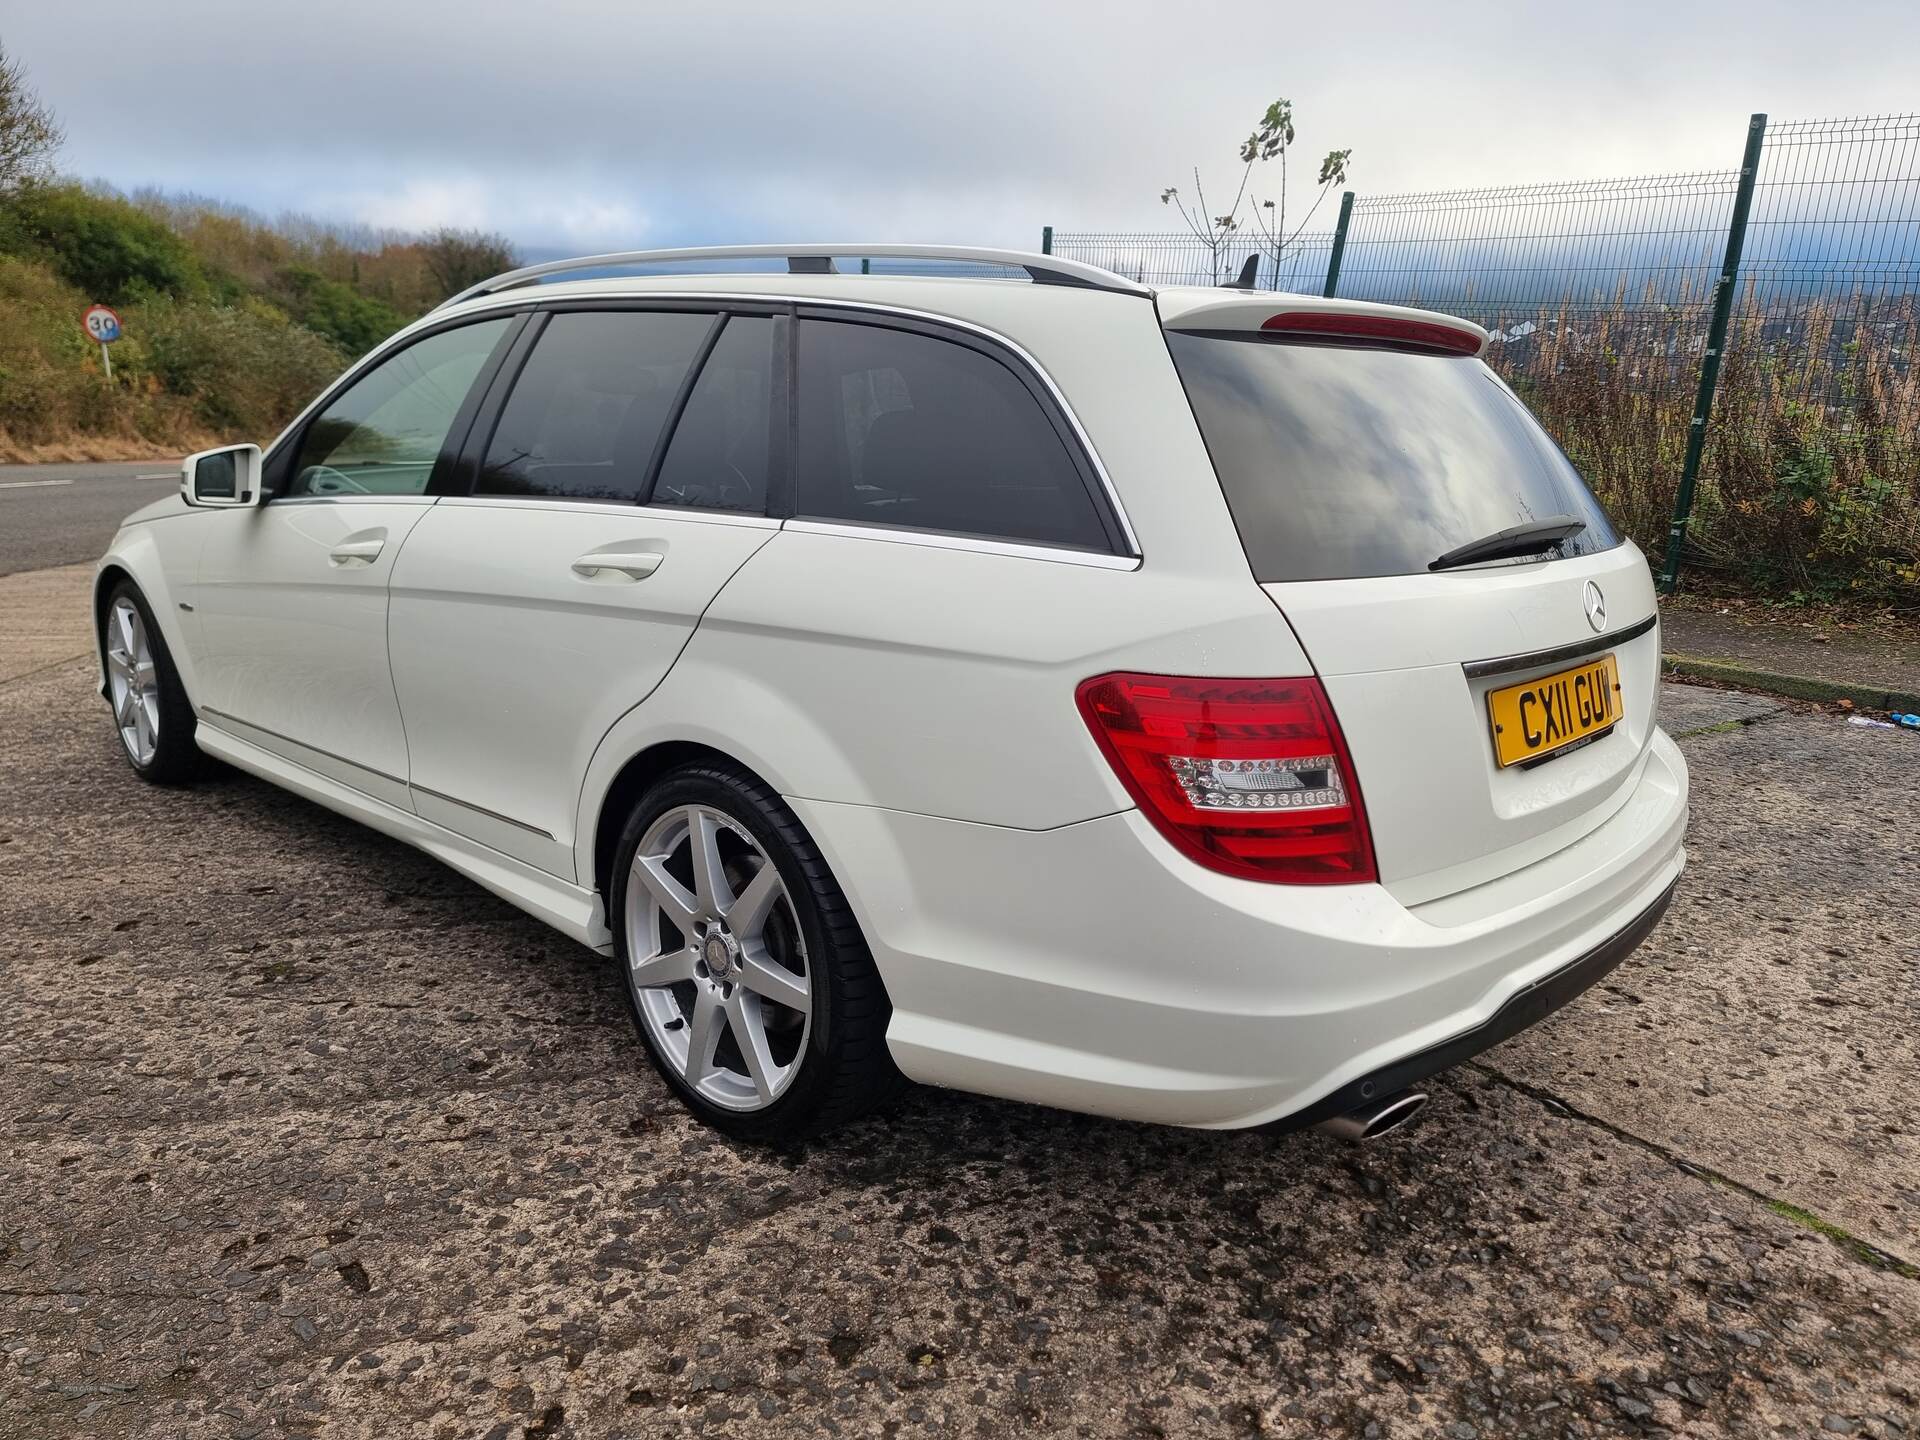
[105, 597, 161, 768]
[624, 804, 812, 1111]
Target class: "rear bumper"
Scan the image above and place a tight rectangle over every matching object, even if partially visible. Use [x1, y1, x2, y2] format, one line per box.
[1263, 873, 1676, 1133]
[793, 726, 1688, 1129]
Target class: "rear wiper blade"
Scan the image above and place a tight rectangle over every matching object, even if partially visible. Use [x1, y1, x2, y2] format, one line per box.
[1428, 516, 1587, 572]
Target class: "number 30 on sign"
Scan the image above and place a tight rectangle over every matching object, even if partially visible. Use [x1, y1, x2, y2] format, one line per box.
[83, 304, 124, 344]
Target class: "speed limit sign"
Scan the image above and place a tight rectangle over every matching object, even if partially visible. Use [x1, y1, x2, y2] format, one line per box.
[82, 304, 123, 344]
[82, 303, 124, 381]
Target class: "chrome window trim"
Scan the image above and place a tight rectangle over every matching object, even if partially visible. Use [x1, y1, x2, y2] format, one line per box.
[783, 518, 1141, 571]
[267, 493, 442, 508]
[437, 494, 782, 529]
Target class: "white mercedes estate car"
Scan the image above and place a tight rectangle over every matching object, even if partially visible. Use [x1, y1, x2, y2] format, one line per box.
[94, 245, 1687, 1143]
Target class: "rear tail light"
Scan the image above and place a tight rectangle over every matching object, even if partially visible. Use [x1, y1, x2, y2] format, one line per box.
[1076, 672, 1377, 885]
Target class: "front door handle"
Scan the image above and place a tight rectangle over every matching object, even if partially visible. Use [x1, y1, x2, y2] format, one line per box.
[328, 537, 385, 567]
[571, 550, 664, 581]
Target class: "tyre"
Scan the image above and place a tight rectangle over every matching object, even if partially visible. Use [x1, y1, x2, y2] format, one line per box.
[102, 580, 205, 785]
[610, 759, 902, 1141]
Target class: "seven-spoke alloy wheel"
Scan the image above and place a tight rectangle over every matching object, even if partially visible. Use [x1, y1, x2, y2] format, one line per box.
[100, 581, 203, 785]
[105, 595, 162, 767]
[611, 762, 902, 1140]
[626, 803, 812, 1111]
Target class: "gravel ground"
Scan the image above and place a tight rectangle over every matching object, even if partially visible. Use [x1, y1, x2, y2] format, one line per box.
[3, 655, 1916, 1440]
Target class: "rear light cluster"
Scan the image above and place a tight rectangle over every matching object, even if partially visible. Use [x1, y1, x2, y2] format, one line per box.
[1076, 673, 1376, 885]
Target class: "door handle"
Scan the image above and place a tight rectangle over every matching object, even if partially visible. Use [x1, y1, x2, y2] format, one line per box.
[571, 550, 664, 581]
[328, 538, 385, 567]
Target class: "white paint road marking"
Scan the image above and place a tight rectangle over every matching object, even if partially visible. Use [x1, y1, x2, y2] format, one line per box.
[0, 470, 175, 490]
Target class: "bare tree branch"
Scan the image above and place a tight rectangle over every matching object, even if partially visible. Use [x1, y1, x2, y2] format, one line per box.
[0, 43, 63, 192]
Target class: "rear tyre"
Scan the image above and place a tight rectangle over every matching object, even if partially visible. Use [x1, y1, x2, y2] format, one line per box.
[611, 760, 903, 1142]
[102, 581, 204, 785]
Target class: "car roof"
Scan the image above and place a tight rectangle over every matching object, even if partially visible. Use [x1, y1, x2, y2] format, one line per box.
[414, 250, 1485, 358]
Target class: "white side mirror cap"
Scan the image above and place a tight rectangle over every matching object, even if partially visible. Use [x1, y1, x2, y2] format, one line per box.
[181, 444, 263, 507]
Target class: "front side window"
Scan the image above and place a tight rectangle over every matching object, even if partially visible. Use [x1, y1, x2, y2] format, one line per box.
[477, 310, 717, 503]
[287, 318, 511, 497]
[795, 318, 1111, 551]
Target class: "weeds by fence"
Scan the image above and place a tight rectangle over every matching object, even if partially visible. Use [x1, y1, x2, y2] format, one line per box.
[1050, 112, 1920, 604]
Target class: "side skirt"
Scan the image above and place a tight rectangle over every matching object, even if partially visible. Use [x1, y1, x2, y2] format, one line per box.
[194, 718, 614, 954]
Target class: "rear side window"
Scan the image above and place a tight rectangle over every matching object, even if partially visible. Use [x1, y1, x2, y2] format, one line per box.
[795, 318, 1111, 551]
[651, 315, 776, 513]
[477, 311, 715, 502]
[1165, 332, 1620, 582]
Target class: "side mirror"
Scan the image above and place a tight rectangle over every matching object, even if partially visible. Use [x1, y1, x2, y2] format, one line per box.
[182, 444, 263, 507]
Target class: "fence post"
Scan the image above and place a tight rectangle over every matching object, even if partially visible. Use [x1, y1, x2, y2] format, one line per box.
[1322, 191, 1356, 297]
[1041, 226, 1053, 256]
[1660, 113, 1767, 593]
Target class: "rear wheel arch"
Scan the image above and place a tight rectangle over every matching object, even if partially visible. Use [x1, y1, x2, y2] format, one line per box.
[591, 740, 778, 907]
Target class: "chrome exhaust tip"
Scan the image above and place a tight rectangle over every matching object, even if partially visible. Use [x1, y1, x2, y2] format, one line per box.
[1314, 1089, 1428, 1143]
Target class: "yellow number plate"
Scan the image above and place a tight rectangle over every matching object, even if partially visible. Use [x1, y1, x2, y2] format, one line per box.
[1486, 653, 1623, 768]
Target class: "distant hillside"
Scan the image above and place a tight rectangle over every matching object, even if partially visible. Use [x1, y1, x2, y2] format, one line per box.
[0, 180, 517, 462]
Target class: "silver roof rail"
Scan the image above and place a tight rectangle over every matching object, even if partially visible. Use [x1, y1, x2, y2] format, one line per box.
[437, 244, 1151, 310]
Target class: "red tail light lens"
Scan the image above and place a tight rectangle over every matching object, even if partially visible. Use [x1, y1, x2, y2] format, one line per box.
[1076, 672, 1377, 885]
[1259, 310, 1482, 356]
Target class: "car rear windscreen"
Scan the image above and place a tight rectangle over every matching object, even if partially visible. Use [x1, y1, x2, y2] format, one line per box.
[1165, 331, 1621, 583]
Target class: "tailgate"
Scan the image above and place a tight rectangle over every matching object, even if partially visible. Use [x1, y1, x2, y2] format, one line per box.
[1160, 296, 1664, 904]
[1264, 544, 1661, 904]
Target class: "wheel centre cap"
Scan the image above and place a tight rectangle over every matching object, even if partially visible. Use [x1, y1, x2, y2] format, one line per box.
[703, 931, 736, 980]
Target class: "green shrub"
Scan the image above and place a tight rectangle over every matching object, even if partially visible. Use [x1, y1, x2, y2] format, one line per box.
[133, 294, 345, 435]
[0, 182, 204, 303]
[272, 266, 405, 355]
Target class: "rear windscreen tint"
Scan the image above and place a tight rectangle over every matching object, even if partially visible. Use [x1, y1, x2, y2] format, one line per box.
[1165, 331, 1621, 582]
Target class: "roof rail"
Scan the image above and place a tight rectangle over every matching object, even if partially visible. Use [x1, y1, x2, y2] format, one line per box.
[436, 244, 1151, 310]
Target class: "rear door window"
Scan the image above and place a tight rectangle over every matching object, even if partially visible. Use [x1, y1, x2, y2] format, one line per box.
[477, 310, 716, 503]
[651, 314, 777, 514]
[1165, 331, 1620, 582]
[795, 317, 1113, 551]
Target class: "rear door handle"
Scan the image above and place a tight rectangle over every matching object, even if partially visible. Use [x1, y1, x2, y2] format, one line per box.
[328, 537, 385, 567]
[571, 550, 664, 581]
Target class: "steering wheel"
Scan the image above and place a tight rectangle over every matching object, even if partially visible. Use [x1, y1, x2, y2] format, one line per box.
[712, 462, 752, 508]
[298, 465, 370, 496]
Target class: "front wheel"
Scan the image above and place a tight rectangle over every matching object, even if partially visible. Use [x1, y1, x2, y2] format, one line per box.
[102, 581, 205, 785]
[610, 761, 902, 1141]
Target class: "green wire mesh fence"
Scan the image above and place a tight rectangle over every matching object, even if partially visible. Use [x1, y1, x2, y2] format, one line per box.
[1049, 112, 1920, 600]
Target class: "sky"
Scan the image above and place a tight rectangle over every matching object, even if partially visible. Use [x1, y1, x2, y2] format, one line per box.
[7, 0, 1919, 255]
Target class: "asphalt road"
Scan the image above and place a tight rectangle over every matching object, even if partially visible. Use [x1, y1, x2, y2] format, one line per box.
[1, 563, 1915, 1438]
[0, 462, 180, 579]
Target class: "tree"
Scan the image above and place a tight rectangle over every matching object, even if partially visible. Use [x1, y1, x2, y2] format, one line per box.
[1161, 97, 1350, 287]
[0, 44, 62, 192]
[420, 228, 520, 301]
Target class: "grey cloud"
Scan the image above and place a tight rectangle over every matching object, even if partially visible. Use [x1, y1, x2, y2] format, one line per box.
[10, 0, 1919, 250]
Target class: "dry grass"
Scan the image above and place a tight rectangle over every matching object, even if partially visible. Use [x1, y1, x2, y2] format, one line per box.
[1487, 288, 1920, 605]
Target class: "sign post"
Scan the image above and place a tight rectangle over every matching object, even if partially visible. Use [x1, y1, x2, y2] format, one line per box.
[82, 304, 124, 382]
